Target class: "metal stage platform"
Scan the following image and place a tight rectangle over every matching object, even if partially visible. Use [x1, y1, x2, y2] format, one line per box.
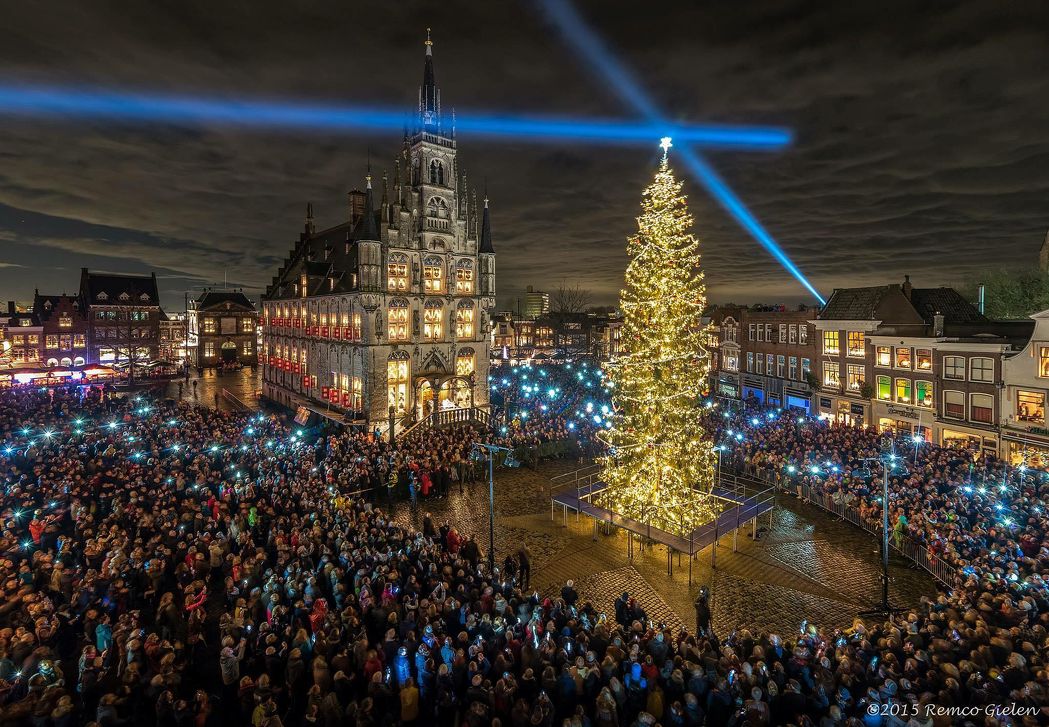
[550, 465, 775, 585]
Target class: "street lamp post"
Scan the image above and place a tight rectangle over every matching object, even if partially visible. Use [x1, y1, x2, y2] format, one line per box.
[472, 441, 514, 575]
[859, 453, 899, 616]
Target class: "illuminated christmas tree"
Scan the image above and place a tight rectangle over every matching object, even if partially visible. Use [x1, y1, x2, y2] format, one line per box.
[598, 138, 718, 536]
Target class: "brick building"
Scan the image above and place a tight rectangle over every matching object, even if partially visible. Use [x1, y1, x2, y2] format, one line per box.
[79, 268, 162, 366]
[708, 305, 818, 412]
[34, 291, 89, 367]
[192, 290, 258, 367]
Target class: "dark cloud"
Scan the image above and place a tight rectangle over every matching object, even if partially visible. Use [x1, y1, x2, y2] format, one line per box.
[0, 0, 1046, 310]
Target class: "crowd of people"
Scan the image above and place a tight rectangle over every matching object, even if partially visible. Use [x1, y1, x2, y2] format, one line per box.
[0, 376, 1045, 726]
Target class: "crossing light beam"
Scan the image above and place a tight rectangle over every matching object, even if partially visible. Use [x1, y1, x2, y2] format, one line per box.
[537, 0, 825, 304]
[0, 83, 791, 150]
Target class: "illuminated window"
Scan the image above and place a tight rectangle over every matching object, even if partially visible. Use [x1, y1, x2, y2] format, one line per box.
[241, 318, 255, 334]
[754, 353, 763, 375]
[455, 260, 474, 294]
[58, 316, 72, 328]
[788, 325, 797, 344]
[970, 357, 993, 382]
[387, 353, 410, 415]
[823, 361, 840, 387]
[944, 356, 965, 380]
[970, 393, 994, 423]
[788, 356, 797, 380]
[916, 348, 932, 370]
[876, 346, 891, 367]
[455, 301, 474, 338]
[423, 301, 443, 341]
[45, 335, 58, 349]
[779, 324, 787, 343]
[73, 334, 85, 348]
[777, 355, 785, 377]
[822, 331, 839, 355]
[802, 358, 811, 377]
[916, 380, 933, 408]
[724, 353, 739, 372]
[60, 335, 71, 350]
[387, 254, 409, 292]
[352, 312, 362, 340]
[1017, 390, 1045, 423]
[847, 331, 864, 357]
[895, 378, 911, 403]
[351, 376, 363, 410]
[242, 341, 253, 356]
[746, 352, 754, 372]
[456, 350, 475, 376]
[388, 300, 409, 342]
[877, 375, 891, 400]
[203, 318, 217, 334]
[847, 364, 864, 391]
[204, 342, 215, 357]
[894, 347, 911, 369]
[423, 256, 444, 293]
[27, 335, 38, 346]
[799, 326, 808, 345]
[1040, 347, 1049, 378]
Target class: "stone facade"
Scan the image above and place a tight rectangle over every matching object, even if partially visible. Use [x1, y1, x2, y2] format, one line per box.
[261, 36, 494, 426]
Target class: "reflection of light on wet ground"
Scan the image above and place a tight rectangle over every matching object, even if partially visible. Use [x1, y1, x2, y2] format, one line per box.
[163, 368, 261, 411]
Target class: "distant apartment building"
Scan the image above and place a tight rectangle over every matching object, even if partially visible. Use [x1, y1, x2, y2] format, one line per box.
[34, 292, 89, 367]
[523, 285, 549, 320]
[813, 277, 1031, 455]
[709, 305, 818, 412]
[79, 268, 162, 365]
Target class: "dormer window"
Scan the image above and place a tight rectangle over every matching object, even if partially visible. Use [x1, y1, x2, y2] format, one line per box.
[423, 256, 444, 294]
[118, 292, 130, 301]
[139, 293, 150, 302]
[96, 292, 108, 301]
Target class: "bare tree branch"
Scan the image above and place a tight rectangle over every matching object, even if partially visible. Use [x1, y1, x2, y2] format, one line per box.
[551, 280, 592, 315]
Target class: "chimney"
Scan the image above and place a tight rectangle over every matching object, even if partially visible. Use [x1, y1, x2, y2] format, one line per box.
[902, 275, 912, 300]
[977, 283, 986, 314]
[7, 301, 13, 315]
[933, 312, 944, 336]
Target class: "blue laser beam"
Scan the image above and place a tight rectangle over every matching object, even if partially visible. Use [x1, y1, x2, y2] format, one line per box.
[0, 83, 790, 150]
[537, 0, 825, 304]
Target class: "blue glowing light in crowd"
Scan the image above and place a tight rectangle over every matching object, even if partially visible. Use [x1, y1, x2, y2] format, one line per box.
[536, 0, 824, 304]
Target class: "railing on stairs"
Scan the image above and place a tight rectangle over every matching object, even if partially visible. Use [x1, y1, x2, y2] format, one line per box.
[398, 406, 491, 440]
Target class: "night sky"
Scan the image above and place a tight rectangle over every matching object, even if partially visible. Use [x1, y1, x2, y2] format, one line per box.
[0, 0, 1046, 311]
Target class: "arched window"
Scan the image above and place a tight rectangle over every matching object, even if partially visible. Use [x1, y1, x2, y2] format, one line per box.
[60, 357, 72, 367]
[455, 300, 474, 339]
[387, 352, 410, 415]
[423, 256, 444, 294]
[429, 159, 444, 185]
[388, 299, 409, 342]
[455, 259, 474, 295]
[423, 300, 443, 341]
[456, 348, 475, 376]
[46, 358, 59, 367]
[387, 253, 409, 292]
[426, 196, 448, 219]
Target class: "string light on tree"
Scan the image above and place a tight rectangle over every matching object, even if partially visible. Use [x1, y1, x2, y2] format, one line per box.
[598, 137, 718, 535]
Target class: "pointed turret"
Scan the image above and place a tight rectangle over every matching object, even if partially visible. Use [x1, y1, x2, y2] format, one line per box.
[479, 197, 494, 254]
[419, 28, 441, 129]
[305, 202, 315, 236]
[360, 173, 379, 241]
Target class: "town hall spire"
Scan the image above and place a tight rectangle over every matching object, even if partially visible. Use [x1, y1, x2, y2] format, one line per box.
[419, 28, 441, 130]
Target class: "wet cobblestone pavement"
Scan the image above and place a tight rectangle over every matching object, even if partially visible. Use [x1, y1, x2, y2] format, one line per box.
[386, 461, 939, 635]
[163, 368, 261, 411]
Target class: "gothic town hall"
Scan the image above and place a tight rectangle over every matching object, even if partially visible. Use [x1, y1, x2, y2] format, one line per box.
[261, 34, 495, 429]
